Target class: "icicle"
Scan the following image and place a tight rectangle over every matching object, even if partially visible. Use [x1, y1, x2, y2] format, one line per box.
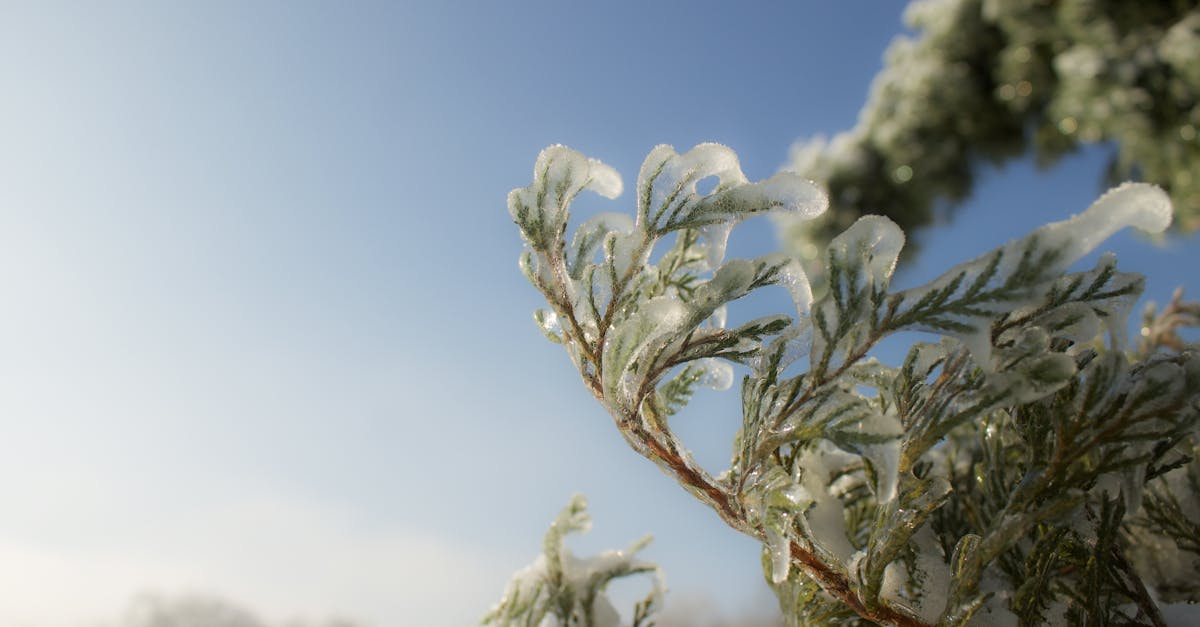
[1122, 463, 1147, 514]
[777, 258, 815, 319]
[861, 439, 901, 503]
[793, 443, 859, 562]
[698, 221, 734, 269]
[765, 523, 792, 584]
[707, 304, 728, 329]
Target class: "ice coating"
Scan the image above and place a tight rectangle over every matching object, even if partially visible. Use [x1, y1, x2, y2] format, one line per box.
[485, 495, 664, 627]
[639, 144, 747, 205]
[777, 258, 815, 319]
[534, 309, 562, 337]
[861, 442, 901, 503]
[714, 172, 829, 222]
[707, 304, 728, 329]
[1129, 361, 1186, 417]
[698, 357, 735, 391]
[636, 144, 746, 229]
[607, 228, 650, 281]
[1021, 301, 1102, 349]
[707, 258, 759, 300]
[782, 385, 903, 503]
[794, 443, 859, 563]
[602, 297, 690, 406]
[636, 144, 828, 240]
[973, 568, 1021, 627]
[568, 212, 635, 277]
[509, 146, 624, 258]
[1039, 183, 1171, 262]
[534, 144, 624, 200]
[765, 523, 792, 584]
[877, 525, 951, 623]
[698, 221, 735, 269]
[1127, 441, 1200, 600]
[746, 259, 816, 375]
[896, 183, 1172, 369]
[837, 215, 905, 286]
[853, 411, 903, 503]
[908, 340, 952, 380]
[811, 215, 905, 368]
[751, 324, 813, 375]
[1079, 253, 1142, 351]
[684, 258, 763, 328]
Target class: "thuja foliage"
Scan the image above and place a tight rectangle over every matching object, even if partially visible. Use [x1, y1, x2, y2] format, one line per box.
[783, 0, 1200, 265]
[493, 144, 1200, 626]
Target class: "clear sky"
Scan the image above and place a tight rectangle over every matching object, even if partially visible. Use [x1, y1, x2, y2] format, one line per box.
[1, 2, 1197, 626]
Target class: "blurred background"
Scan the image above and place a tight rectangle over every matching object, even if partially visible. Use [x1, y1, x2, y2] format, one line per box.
[1, 2, 1197, 625]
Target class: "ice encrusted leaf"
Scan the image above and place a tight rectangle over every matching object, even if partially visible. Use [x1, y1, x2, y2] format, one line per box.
[990, 327, 1078, 404]
[890, 183, 1172, 368]
[608, 254, 813, 413]
[791, 443, 860, 562]
[637, 144, 745, 229]
[811, 216, 905, 372]
[1028, 252, 1144, 350]
[567, 212, 635, 280]
[860, 478, 953, 619]
[778, 388, 903, 502]
[753, 322, 814, 378]
[636, 144, 826, 267]
[1018, 302, 1102, 349]
[509, 145, 623, 252]
[778, 257, 816, 320]
[687, 254, 811, 330]
[602, 297, 689, 410]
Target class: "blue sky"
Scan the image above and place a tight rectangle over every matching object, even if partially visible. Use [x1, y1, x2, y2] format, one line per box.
[1, 2, 1197, 625]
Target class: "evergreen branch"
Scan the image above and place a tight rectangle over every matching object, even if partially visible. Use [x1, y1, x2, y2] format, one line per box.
[508, 144, 1196, 625]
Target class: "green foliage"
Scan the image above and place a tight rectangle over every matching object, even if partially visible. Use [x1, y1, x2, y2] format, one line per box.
[505, 143, 1200, 626]
[783, 0, 1200, 269]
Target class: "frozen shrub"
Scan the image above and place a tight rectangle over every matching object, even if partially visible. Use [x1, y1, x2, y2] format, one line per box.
[497, 143, 1200, 626]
